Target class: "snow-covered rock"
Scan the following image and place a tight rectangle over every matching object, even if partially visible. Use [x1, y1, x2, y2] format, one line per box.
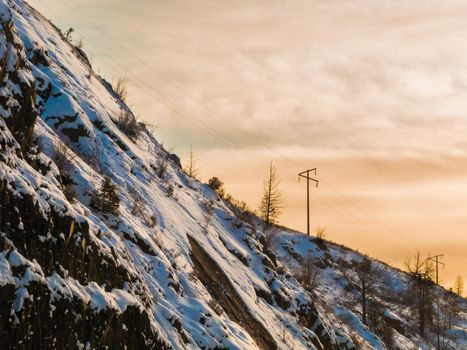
[0, 0, 465, 349]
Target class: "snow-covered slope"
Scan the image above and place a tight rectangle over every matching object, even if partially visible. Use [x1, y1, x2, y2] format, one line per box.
[274, 231, 467, 350]
[0, 1, 346, 348]
[0, 1, 465, 349]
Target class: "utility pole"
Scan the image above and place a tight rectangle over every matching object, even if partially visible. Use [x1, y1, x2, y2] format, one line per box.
[427, 254, 445, 285]
[298, 169, 319, 236]
[426, 254, 444, 350]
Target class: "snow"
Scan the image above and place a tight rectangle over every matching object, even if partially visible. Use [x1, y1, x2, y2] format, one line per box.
[335, 306, 385, 350]
[13, 287, 29, 312]
[273, 230, 467, 350]
[0, 253, 14, 287]
[0, 0, 465, 349]
[8, 250, 27, 267]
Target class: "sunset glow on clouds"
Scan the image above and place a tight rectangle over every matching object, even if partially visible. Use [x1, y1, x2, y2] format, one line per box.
[30, 0, 467, 286]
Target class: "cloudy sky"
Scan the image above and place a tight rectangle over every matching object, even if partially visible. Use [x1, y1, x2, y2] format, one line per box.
[29, 0, 467, 287]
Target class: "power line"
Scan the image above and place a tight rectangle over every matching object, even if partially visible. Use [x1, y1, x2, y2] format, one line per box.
[313, 188, 414, 255]
[34, 0, 295, 178]
[58, 0, 424, 252]
[32, 0, 423, 256]
[52, 0, 312, 169]
[319, 178, 423, 252]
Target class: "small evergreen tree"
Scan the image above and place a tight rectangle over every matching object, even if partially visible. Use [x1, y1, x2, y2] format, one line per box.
[259, 163, 283, 230]
[90, 176, 120, 216]
[454, 275, 464, 296]
[185, 146, 198, 178]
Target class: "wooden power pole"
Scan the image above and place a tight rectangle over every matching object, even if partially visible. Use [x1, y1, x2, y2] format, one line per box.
[427, 254, 445, 350]
[427, 254, 445, 285]
[298, 169, 319, 235]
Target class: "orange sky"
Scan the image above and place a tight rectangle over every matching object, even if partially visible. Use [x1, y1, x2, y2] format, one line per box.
[29, 0, 466, 291]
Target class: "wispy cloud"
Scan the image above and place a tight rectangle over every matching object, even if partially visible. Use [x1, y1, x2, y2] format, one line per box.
[30, 0, 467, 285]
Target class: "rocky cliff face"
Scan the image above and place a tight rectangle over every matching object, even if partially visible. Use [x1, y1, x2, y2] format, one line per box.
[0, 2, 36, 154]
[0, 1, 465, 350]
[0, 2, 168, 348]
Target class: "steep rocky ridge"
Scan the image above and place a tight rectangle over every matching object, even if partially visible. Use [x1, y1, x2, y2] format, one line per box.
[0, 1, 349, 349]
[0, 1, 465, 349]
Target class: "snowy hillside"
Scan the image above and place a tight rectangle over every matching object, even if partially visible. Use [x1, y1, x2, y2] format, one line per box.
[0, 0, 465, 349]
[274, 231, 467, 349]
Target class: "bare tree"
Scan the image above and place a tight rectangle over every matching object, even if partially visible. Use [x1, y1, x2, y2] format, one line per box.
[366, 302, 395, 350]
[263, 228, 279, 254]
[259, 163, 283, 230]
[203, 199, 214, 230]
[157, 157, 168, 180]
[89, 144, 107, 175]
[298, 252, 321, 295]
[51, 141, 77, 201]
[339, 257, 379, 325]
[52, 141, 75, 175]
[405, 252, 435, 338]
[445, 288, 461, 329]
[130, 192, 157, 228]
[117, 110, 141, 139]
[433, 291, 460, 350]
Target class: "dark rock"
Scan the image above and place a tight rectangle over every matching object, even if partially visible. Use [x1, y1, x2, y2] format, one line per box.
[0, 12, 37, 154]
[169, 153, 181, 169]
[188, 235, 278, 350]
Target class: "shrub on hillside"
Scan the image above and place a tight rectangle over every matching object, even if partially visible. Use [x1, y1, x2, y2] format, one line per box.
[114, 78, 128, 103]
[208, 177, 224, 197]
[130, 192, 157, 228]
[117, 110, 142, 140]
[166, 184, 174, 197]
[89, 144, 106, 174]
[157, 158, 168, 180]
[63, 27, 74, 41]
[315, 227, 326, 242]
[298, 252, 321, 295]
[263, 228, 278, 254]
[203, 199, 214, 230]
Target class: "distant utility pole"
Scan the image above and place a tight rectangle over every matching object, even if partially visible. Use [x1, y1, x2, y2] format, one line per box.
[298, 169, 319, 236]
[427, 254, 445, 285]
[427, 254, 445, 350]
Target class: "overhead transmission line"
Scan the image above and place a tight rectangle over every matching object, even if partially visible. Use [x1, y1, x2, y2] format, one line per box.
[34, 0, 423, 255]
[35, 0, 283, 174]
[59, 0, 423, 253]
